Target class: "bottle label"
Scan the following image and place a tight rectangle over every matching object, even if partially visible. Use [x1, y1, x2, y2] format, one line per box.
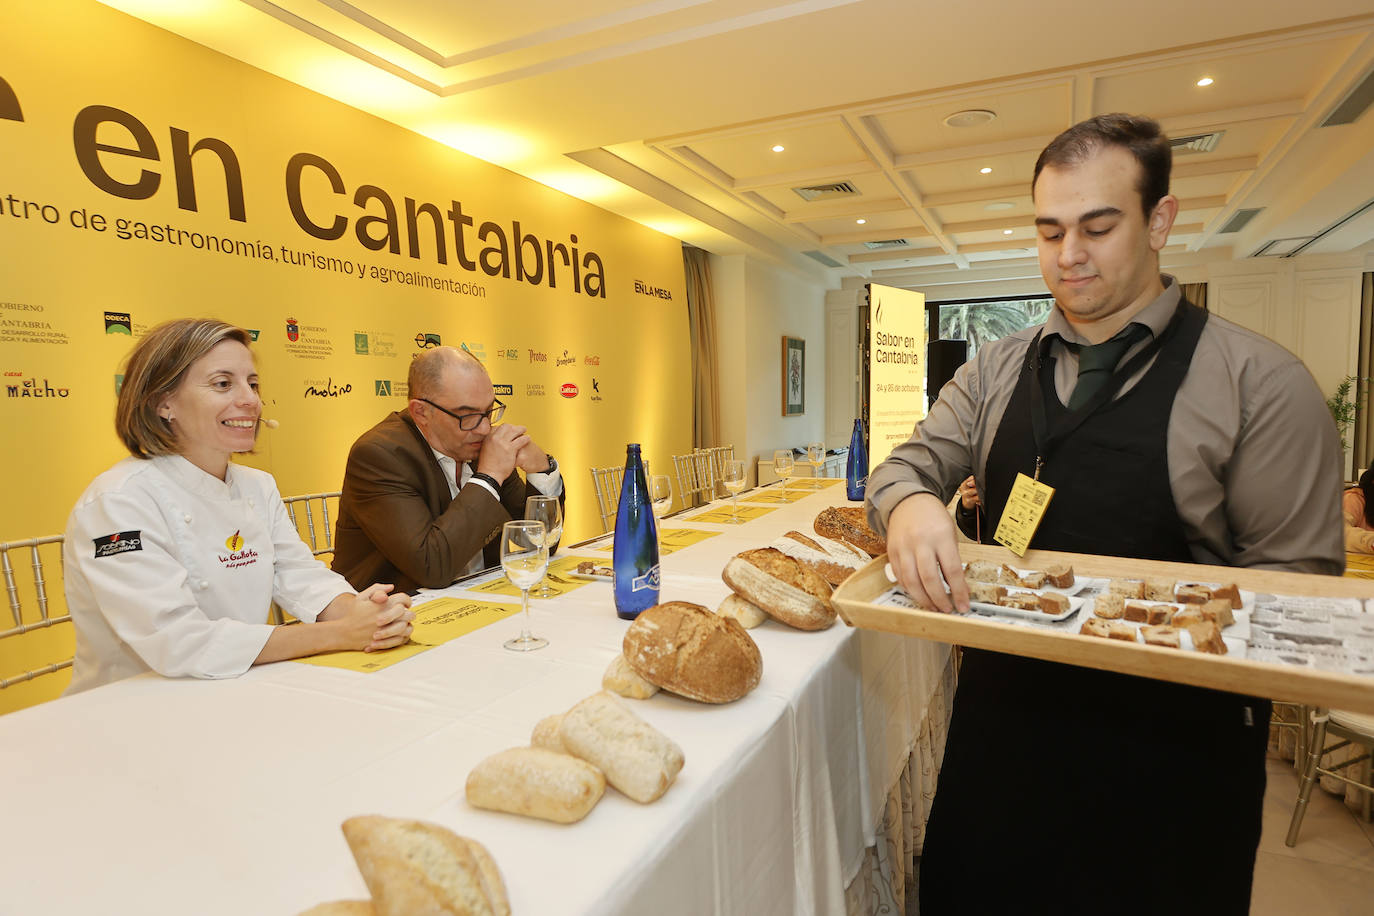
[631, 565, 661, 592]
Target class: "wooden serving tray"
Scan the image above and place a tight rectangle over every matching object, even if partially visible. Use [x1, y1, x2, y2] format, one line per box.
[832, 543, 1374, 715]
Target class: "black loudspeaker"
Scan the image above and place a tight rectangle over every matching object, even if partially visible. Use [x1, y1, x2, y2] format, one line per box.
[927, 339, 968, 408]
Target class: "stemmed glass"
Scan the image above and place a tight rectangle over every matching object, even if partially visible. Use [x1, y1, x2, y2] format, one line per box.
[501, 520, 549, 652]
[807, 442, 826, 478]
[648, 474, 672, 550]
[720, 459, 746, 524]
[524, 495, 563, 598]
[773, 449, 795, 495]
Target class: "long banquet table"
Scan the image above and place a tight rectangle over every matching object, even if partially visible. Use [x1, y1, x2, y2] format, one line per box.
[0, 481, 951, 916]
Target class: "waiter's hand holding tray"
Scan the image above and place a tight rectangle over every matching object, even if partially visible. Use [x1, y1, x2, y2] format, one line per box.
[833, 542, 1374, 715]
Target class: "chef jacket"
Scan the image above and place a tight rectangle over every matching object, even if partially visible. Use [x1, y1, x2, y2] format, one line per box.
[63, 454, 354, 694]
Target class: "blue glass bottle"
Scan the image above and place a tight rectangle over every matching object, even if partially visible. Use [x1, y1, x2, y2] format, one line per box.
[846, 418, 868, 501]
[613, 443, 660, 620]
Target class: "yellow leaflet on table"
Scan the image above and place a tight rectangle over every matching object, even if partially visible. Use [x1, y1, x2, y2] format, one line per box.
[294, 598, 520, 672]
[470, 555, 602, 597]
[787, 477, 844, 489]
[689, 504, 777, 524]
[585, 528, 719, 555]
[742, 488, 812, 504]
[1344, 552, 1374, 580]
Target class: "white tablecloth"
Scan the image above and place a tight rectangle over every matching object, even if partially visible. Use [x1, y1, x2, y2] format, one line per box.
[0, 483, 950, 916]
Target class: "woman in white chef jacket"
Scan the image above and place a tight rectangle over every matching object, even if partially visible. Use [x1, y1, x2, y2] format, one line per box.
[63, 318, 414, 694]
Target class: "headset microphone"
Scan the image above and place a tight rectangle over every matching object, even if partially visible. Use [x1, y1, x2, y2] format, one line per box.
[261, 418, 280, 429]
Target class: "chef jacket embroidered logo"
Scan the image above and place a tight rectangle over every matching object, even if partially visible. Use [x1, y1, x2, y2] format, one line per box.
[218, 531, 258, 569]
[93, 530, 142, 558]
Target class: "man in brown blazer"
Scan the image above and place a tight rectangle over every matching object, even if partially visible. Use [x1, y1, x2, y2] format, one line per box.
[332, 347, 564, 594]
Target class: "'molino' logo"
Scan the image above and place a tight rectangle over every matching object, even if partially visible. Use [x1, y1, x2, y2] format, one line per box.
[560, 383, 578, 398]
[93, 530, 142, 558]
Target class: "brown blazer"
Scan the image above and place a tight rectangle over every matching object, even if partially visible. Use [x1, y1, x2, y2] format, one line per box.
[331, 410, 562, 594]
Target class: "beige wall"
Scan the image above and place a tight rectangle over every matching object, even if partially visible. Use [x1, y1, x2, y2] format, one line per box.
[712, 253, 828, 484]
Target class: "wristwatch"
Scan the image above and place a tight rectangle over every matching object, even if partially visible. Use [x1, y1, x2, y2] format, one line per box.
[542, 454, 558, 475]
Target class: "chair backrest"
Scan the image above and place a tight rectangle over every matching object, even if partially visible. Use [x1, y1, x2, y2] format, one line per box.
[672, 451, 718, 508]
[589, 466, 625, 532]
[281, 492, 341, 558]
[0, 534, 71, 690]
[703, 445, 735, 487]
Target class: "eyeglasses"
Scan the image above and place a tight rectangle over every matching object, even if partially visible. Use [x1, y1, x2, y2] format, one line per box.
[420, 398, 506, 430]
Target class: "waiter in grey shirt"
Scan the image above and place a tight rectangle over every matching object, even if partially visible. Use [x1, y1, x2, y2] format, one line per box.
[868, 114, 1343, 915]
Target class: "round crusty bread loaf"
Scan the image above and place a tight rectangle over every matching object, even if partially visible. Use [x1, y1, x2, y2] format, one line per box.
[813, 506, 886, 556]
[622, 601, 762, 703]
[341, 816, 510, 916]
[465, 746, 606, 824]
[721, 548, 835, 631]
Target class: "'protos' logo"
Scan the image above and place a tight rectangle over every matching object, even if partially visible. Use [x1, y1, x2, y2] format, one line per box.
[560, 383, 578, 398]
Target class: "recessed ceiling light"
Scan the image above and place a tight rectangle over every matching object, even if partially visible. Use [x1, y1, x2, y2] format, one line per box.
[979, 166, 993, 174]
[771, 144, 785, 152]
[984, 201, 1015, 211]
[1196, 77, 1214, 87]
[944, 109, 997, 128]
[856, 218, 867, 225]
[1003, 229, 1014, 235]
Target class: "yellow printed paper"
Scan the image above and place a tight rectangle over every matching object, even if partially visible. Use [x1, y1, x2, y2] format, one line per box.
[688, 504, 777, 524]
[658, 528, 721, 554]
[294, 598, 520, 672]
[787, 477, 844, 489]
[993, 472, 1055, 557]
[469, 555, 602, 598]
[742, 488, 813, 504]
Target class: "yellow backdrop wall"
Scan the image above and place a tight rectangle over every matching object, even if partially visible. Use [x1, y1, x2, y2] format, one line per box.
[0, 0, 691, 711]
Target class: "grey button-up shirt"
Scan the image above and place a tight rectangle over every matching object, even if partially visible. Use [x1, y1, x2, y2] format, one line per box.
[867, 277, 1345, 574]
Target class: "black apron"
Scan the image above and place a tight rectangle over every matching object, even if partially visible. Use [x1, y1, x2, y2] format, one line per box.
[920, 301, 1271, 916]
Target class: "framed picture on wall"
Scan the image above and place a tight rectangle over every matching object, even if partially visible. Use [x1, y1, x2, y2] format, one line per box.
[782, 336, 805, 416]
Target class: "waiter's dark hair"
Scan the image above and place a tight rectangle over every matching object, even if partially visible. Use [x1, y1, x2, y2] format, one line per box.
[1033, 113, 1173, 218]
[116, 318, 254, 458]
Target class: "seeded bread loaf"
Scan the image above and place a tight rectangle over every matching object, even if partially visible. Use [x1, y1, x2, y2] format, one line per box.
[716, 593, 767, 629]
[602, 653, 660, 699]
[340, 816, 510, 916]
[813, 506, 886, 556]
[622, 601, 762, 703]
[721, 547, 835, 631]
[465, 746, 606, 824]
[770, 530, 869, 586]
[558, 691, 684, 804]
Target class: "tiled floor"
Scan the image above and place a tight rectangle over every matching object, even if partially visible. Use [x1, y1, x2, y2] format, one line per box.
[1252, 752, 1374, 915]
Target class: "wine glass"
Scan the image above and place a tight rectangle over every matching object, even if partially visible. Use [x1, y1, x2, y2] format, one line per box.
[773, 449, 794, 495]
[524, 496, 563, 598]
[501, 520, 548, 652]
[807, 441, 826, 478]
[649, 475, 673, 519]
[720, 459, 746, 524]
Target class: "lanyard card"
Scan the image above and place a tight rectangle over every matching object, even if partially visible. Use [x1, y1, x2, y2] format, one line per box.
[993, 472, 1055, 557]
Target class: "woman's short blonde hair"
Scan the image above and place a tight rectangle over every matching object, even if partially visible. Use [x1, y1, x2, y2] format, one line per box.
[116, 318, 253, 459]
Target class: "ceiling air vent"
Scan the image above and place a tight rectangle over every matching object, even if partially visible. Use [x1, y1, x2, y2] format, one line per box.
[863, 239, 909, 250]
[802, 249, 843, 268]
[1219, 208, 1262, 234]
[1170, 131, 1223, 154]
[792, 181, 860, 202]
[1322, 69, 1374, 127]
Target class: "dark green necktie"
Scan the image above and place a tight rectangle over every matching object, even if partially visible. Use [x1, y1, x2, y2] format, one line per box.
[1066, 323, 1150, 411]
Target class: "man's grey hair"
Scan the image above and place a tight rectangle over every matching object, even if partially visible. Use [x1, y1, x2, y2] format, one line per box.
[408, 346, 486, 401]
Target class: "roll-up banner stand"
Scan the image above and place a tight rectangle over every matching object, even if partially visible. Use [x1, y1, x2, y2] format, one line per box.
[866, 284, 927, 474]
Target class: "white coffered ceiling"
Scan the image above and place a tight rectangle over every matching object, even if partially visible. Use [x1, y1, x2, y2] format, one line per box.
[100, 0, 1374, 289]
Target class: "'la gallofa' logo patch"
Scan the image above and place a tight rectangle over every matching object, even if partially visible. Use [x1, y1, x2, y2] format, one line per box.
[225, 530, 244, 551]
[93, 530, 142, 558]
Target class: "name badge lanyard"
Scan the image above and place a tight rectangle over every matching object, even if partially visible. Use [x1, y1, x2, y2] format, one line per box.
[1027, 309, 1183, 481]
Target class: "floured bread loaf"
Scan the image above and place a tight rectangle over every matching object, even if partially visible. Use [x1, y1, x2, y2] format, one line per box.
[466, 746, 606, 824]
[341, 816, 510, 916]
[559, 691, 684, 803]
[721, 547, 835, 631]
[769, 530, 868, 586]
[530, 713, 567, 753]
[622, 601, 762, 703]
[814, 506, 886, 556]
[603, 653, 660, 699]
[297, 903, 374, 916]
[717, 593, 767, 629]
